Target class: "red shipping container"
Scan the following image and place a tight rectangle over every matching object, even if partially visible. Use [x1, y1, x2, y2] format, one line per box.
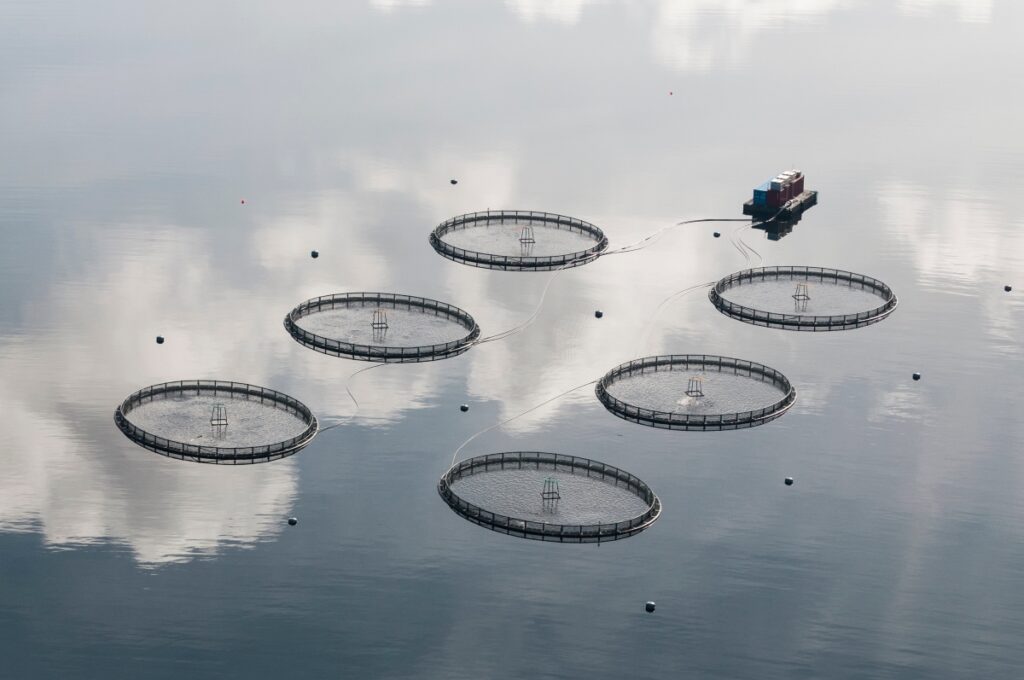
[792, 176, 805, 195]
[767, 189, 782, 207]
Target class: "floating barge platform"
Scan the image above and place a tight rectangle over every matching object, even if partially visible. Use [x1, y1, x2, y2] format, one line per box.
[744, 190, 818, 220]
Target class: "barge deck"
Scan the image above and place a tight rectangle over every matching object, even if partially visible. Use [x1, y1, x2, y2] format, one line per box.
[744, 190, 818, 220]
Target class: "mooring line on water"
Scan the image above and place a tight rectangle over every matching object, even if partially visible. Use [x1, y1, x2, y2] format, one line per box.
[317, 363, 387, 433]
[728, 224, 750, 264]
[474, 268, 567, 345]
[629, 211, 779, 354]
[731, 222, 765, 267]
[638, 281, 716, 354]
[473, 211, 775, 349]
[740, 231, 764, 266]
[449, 379, 598, 467]
[602, 216, 752, 257]
[345, 363, 385, 412]
[633, 221, 766, 355]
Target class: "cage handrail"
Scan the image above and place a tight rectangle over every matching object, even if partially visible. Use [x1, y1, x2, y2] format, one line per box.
[595, 355, 796, 430]
[709, 266, 898, 330]
[114, 380, 319, 463]
[438, 451, 661, 543]
[284, 292, 481, 362]
[429, 210, 609, 271]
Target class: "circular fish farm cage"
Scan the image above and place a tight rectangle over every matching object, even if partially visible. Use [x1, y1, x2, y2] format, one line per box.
[429, 210, 609, 271]
[596, 355, 796, 431]
[284, 292, 481, 362]
[438, 451, 661, 543]
[709, 266, 898, 331]
[114, 380, 319, 464]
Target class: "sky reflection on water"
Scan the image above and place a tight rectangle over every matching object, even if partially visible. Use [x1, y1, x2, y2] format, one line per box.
[1, 1, 1023, 678]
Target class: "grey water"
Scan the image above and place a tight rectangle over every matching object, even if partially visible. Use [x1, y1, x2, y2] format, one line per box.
[2, 2, 1024, 679]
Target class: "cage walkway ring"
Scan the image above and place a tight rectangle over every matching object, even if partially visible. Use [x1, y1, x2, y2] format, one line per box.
[709, 266, 898, 331]
[114, 380, 319, 464]
[429, 210, 609, 271]
[596, 354, 796, 431]
[284, 292, 481, 362]
[439, 451, 661, 543]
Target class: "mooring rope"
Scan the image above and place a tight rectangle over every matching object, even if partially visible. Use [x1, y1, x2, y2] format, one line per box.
[317, 363, 387, 432]
[449, 379, 598, 467]
[637, 281, 716, 353]
[602, 216, 752, 257]
[730, 222, 764, 267]
[474, 268, 567, 345]
[635, 215, 773, 353]
[728, 223, 750, 263]
[473, 212, 773, 348]
[741, 232, 764, 266]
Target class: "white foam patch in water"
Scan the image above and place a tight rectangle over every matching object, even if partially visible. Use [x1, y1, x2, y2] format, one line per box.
[296, 307, 471, 347]
[127, 394, 310, 447]
[605, 370, 787, 414]
[451, 468, 650, 524]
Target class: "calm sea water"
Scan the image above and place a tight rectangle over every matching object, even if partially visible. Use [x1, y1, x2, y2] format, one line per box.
[2, 2, 1023, 678]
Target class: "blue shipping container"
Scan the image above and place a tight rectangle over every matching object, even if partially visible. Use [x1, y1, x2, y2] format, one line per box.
[753, 181, 771, 205]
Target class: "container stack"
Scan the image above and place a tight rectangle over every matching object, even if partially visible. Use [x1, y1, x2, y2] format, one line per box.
[752, 170, 805, 208]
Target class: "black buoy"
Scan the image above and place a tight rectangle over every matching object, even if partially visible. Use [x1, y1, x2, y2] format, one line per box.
[155, 335, 165, 344]
[645, 601, 656, 613]
[1005, 285, 1012, 292]
[784, 477, 794, 486]
[287, 517, 298, 526]
[912, 372, 921, 381]
[450, 179, 458, 185]
[594, 310, 604, 319]
[311, 250, 319, 259]
[460, 404, 469, 412]
[713, 231, 721, 238]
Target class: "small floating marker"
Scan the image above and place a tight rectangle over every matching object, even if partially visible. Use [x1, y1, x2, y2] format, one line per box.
[713, 231, 721, 238]
[645, 601, 656, 613]
[450, 179, 458, 185]
[460, 404, 469, 412]
[669, 91, 673, 96]
[594, 310, 604, 319]
[310, 250, 319, 259]
[784, 477, 794, 486]
[287, 517, 298, 526]
[155, 335, 165, 344]
[1005, 285, 1013, 292]
[240, 199, 245, 204]
[912, 372, 921, 381]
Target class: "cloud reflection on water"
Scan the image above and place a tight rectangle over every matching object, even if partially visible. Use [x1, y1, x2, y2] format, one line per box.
[0, 228, 301, 566]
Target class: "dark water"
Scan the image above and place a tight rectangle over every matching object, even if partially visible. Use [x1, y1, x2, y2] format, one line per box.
[2, 2, 1023, 678]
